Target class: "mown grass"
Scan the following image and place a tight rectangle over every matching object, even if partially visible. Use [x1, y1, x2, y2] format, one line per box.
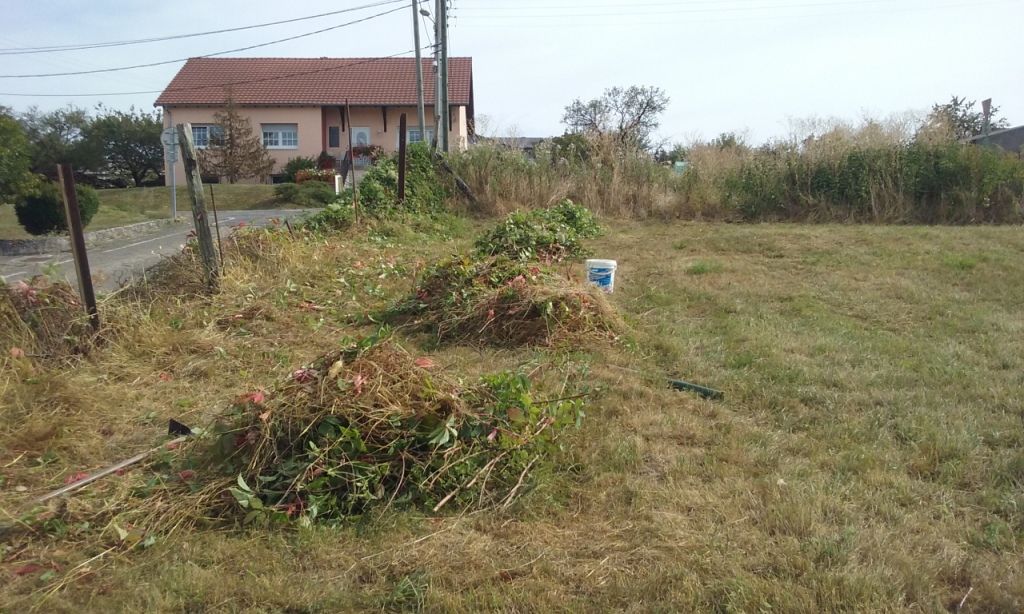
[0, 185, 298, 239]
[2, 220, 1022, 612]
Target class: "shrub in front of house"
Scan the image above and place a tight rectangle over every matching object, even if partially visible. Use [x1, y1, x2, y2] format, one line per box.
[317, 151, 336, 170]
[15, 181, 100, 235]
[281, 156, 317, 183]
[295, 168, 337, 185]
[275, 181, 337, 208]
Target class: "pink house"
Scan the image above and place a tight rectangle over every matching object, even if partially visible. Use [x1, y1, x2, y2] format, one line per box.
[155, 56, 474, 184]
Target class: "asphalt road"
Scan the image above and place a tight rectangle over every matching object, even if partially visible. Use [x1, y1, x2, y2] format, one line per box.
[0, 209, 314, 291]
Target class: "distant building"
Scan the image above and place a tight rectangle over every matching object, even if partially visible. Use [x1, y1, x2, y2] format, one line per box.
[967, 125, 1024, 157]
[155, 57, 475, 184]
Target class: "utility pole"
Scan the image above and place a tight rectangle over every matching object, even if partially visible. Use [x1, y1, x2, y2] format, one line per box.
[439, 0, 450, 152]
[412, 0, 426, 141]
[433, 0, 444, 152]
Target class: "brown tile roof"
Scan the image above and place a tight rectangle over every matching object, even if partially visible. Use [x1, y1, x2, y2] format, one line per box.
[155, 57, 472, 107]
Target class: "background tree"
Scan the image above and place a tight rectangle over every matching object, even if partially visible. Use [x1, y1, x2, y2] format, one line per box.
[18, 105, 98, 178]
[562, 85, 669, 151]
[82, 106, 163, 187]
[924, 96, 1010, 141]
[199, 99, 274, 183]
[0, 107, 37, 204]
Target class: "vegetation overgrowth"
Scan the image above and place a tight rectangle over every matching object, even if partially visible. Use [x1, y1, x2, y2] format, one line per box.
[452, 120, 1024, 223]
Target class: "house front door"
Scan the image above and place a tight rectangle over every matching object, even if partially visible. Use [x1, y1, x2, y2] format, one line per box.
[352, 127, 372, 167]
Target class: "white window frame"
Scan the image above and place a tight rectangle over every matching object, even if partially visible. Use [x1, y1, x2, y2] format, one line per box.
[191, 124, 222, 149]
[262, 124, 299, 150]
[403, 127, 435, 147]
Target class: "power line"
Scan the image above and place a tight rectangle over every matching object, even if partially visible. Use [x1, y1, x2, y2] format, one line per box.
[0, 50, 428, 98]
[0, 5, 407, 78]
[460, 0, 1014, 25]
[457, 0, 925, 18]
[0, 0, 405, 55]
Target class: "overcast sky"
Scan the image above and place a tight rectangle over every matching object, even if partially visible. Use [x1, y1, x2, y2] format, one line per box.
[2, 0, 1021, 144]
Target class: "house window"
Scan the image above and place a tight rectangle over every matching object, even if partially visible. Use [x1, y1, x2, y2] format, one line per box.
[262, 124, 299, 149]
[191, 124, 222, 149]
[406, 128, 435, 145]
[328, 126, 340, 148]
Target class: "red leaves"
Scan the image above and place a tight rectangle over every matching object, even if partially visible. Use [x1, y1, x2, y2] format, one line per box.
[13, 280, 38, 303]
[244, 390, 266, 405]
[414, 357, 437, 369]
[64, 471, 89, 485]
[292, 368, 315, 383]
[351, 373, 367, 396]
[13, 563, 44, 576]
[158, 372, 173, 382]
[177, 470, 195, 482]
[9, 347, 25, 359]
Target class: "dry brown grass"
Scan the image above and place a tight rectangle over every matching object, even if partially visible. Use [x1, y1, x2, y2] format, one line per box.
[2, 218, 1023, 612]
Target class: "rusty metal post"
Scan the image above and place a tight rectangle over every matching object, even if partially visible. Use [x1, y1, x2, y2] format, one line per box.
[346, 99, 358, 217]
[176, 123, 219, 291]
[208, 183, 224, 266]
[56, 164, 99, 330]
[398, 113, 408, 202]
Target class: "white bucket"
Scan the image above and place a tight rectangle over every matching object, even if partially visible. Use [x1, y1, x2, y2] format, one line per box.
[585, 259, 617, 293]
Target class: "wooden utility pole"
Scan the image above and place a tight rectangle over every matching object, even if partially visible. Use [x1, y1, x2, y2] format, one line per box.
[411, 0, 426, 139]
[398, 113, 408, 202]
[56, 164, 99, 331]
[345, 99, 358, 216]
[176, 123, 219, 291]
[438, 0, 450, 153]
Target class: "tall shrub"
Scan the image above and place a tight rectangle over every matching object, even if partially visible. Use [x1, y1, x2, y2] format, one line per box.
[15, 181, 99, 235]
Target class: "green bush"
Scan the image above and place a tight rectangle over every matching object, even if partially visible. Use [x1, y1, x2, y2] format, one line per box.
[719, 142, 1024, 223]
[275, 181, 336, 208]
[473, 199, 600, 262]
[15, 181, 99, 235]
[352, 143, 450, 217]
[301, 201, 355, 232]
[281, 156, 317, 183]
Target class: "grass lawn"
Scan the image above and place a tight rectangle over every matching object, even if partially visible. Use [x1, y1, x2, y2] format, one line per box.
[1, 219, 1021, 611]
[0, 185, 293, 239]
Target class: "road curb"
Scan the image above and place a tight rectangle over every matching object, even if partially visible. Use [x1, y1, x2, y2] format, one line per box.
[0, 218, 183, 256]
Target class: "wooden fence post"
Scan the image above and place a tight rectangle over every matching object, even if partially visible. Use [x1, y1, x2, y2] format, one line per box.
[56, 164, 99, 331]
[176, 123, 219, 290]
[398, 113, 408, 202]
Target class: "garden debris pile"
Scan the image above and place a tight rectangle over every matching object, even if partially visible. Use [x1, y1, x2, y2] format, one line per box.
[1, 276, 95, 359]
[473, 198, 601, 262]
[392, 255, 621, 346]
[191, 336, 583, 524]
[389, 199, 621, 346]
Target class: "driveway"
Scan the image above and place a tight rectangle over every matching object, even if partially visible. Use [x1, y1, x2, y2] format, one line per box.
[0, 209, 315, 292]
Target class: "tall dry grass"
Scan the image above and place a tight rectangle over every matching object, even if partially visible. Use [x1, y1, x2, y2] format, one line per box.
[452, 119, 1024, 223]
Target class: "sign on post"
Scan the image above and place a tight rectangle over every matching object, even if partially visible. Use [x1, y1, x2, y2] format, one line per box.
[161, 127, 179, 219]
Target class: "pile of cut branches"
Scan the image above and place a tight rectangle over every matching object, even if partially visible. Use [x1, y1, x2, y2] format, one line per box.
[184, 336, 583, 525]
[1, 276, 95, 359]
[391, 255, 620, 346]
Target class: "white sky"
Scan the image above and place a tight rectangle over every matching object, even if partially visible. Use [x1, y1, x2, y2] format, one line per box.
[2, 0, 1022, 145]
